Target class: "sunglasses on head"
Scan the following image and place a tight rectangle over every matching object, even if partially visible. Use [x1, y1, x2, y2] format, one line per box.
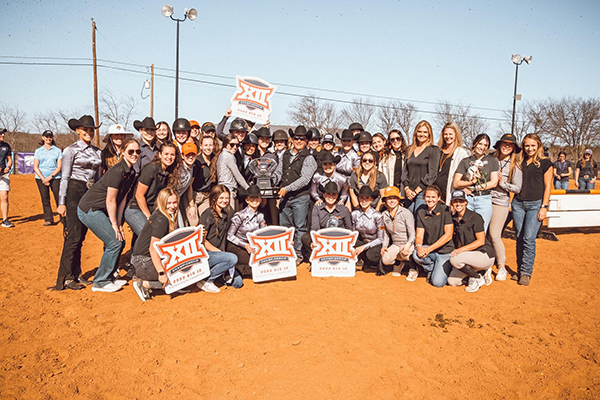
[127, 149, 141, 155]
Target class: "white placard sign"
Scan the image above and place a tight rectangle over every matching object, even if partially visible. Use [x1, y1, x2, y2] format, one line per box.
[310, 228, 358, 277]
[247, 226, 297, 283]
[153, 226, 211, 294]
[230, 76, 276, 124]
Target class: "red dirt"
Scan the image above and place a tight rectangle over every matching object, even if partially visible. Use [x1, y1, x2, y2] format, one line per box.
[1, 175, 599, 399]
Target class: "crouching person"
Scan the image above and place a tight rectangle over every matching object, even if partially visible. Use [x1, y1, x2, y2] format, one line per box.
[351, 186, 385, 272]
[412, 185, 454, 287]
[447, 190, 496, 293]
[131, 188, 179, 301]
[380, 186, 415, 279]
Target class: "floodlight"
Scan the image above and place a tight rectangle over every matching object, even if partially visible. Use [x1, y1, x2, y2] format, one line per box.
[523, 55, 533, 64]
[162, 5, 173, 17]
[187, 8, 197, 21]
[511, 54, 522, 64]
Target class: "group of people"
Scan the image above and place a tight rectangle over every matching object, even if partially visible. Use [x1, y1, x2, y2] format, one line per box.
[552, 149, 597, 190]
[2, 111, 591, 301]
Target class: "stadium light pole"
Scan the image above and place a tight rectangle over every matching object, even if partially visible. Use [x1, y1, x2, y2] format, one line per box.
[162, 5, 197, 120]
[511, 54, 532, 136]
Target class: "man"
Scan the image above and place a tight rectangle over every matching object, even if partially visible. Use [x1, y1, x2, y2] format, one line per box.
[0, 128, 14, 227]
[133, 117, 159, 174]
[277, 125, 318, 264]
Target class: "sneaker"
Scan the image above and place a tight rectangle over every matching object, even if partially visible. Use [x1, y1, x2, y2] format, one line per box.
[197, 280, 220, 293]
[496, 266, 507, 281]
[91, 282, 123, 292]
[465, 276, 485, 293]
[483, 268, 493, 286]
[1, 219, 15, 228]
[510, 273, 519, 281]
[132, 279, 150, 302]
[43, 221, 54, 226]
[113, 279, 127, 287]
[518, 274, 531, 286]
[406, 268, 418, 282]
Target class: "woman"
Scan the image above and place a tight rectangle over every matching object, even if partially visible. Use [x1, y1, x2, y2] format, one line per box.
[241, 133, 258, 182]
[216, 134, 250, 207]
[52, 115, 102, 292]
[553, 151, 572, 190]
[412, 185, 455, 287]
[125, 142, 181, 235]
[255, 127, 272, 157]
[33, 130, 63, 226]
[192, 135, 216, 219]
[349, 152, 387, 210]
[178, 142, 199, 227]
[351, 186, 385, 271]
[452, 134, 499, 232]
[173, 118, 191, 153]
[155, 121, 173, 148]
[511, 133, 552, 286]
[380, 186, 415, 279]
[372, 133, 387, 158]
[357, 132, 374, 158]
[489, 133, 522, 281]
[101, 124, 133, 173]
[131, 188, 179, 302]
[379, 129, 406, 191]
[574, 149, 597, 189]
[226, 185, 267, 275]
[402, 121, 440, 215]
[272, 129, 289, 161]
[435, 122, 470, 204]
[310, 152, 348, 205]
[197, 185, 242, 292]
[447, 190, 496, 293]
[77, 139, 139, 292]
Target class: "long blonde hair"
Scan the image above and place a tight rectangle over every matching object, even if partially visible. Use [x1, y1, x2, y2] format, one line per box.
[156, 187, 179, 232]
[519, 133, 547, 167]
[437, 122, 464, 154]
[356, 152, 380, 190]
[493, 147, 519, 182]
[406, 120, 434, 157]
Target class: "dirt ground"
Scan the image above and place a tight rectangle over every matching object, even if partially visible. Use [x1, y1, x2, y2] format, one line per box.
[1, 175, 599, 399]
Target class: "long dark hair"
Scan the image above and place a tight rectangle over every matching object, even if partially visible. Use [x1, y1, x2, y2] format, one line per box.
[211, 134, 236, 184]
[208, 184, 231, 236]
[151, 142, 182, 189]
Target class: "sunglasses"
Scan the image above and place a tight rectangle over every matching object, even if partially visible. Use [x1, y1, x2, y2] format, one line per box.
[389, 137, 401, 142]
[229, 142, 239, 148]
[293, 136, 306, 141]
[362, 159, 375, 164]
[127, 149, 141, 155]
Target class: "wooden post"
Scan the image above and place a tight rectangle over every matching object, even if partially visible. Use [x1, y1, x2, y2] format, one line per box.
[92, 19, 100, 147]
[150, 64, 154, 118]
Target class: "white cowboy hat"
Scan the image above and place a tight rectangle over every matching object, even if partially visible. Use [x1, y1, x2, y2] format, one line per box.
[103, 124, 134, 143]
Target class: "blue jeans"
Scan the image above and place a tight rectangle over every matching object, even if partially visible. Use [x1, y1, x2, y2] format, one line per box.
[207, 251, 242, 288]
[77, 208, 126, 287]
[578, 178, 596, 190]
[124, 206, 148, 236]
[467, 194, 493, 233]
[554, 179, 569, 190]
[511, 198, 542, 276]
[279, 194, 310, 259]
[406, 192, 425, 216]
[412, 246, 452, 287]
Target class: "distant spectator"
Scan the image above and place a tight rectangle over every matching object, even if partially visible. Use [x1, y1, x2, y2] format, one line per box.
[574, 149, 597, 190]
[553, 151, 572, 190]
[33, 130, 64, 226]
[0, 128, 13, 228]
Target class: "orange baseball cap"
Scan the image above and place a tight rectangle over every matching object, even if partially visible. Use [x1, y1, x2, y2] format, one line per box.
[382, 186, 403, 199]
[181, 143, 198, 155]
[189, 120, 200, 128]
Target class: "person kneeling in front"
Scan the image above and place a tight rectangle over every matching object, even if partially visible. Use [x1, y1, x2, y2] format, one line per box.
[447, 190, 496, 293]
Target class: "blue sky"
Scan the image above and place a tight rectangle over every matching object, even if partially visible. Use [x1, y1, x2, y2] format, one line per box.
[1, 0, 598, 136]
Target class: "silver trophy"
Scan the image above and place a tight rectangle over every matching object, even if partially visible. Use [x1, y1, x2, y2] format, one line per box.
[248, 156, 279, 198]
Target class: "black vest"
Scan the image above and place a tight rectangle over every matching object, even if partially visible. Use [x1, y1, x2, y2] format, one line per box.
[281, 147, 312, 198]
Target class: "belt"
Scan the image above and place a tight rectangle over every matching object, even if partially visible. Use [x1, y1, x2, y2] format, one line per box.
[471, 190, 491, 197]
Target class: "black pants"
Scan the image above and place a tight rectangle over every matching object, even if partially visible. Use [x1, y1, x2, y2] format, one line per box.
[355, 238, 382, 268]
[56, 180, 89, 288]
[35, 178, 64, 225]
[259, 198, 279, 226]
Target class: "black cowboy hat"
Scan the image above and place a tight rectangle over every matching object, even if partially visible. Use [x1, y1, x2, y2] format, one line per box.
[133, 117, 157, 131]
[0, 128, 7, 134]
[308, 128, 321, 140]
[255, 127, 271, 138]
[357, 185, 377, 198]
[349, 122, 364, 132]
[273, 129, 288, 142]
[321, 152, 342, 165]
[288, 125, 309, 137]
[172, 118, 191, 132]
[319, 181, 338, 195]
[493, 133, 521, 153]
[336, 129, 354, 141]
[238, 184, 262, 198]
[241, 133, 258, 145]
[357, 131, 373, 143]
[68, 115, 102, 131]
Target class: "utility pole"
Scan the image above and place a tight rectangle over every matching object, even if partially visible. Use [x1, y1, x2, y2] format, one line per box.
[150, 64, 154, 118]
[92, 18, 100, 147]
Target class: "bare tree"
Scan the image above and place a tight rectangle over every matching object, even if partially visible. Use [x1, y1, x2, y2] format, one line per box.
[0, 102, 28, 149]
[377, 101, 418, 138]
[287, 94, 344, 134]
[434, 101, 488, 148]
[341, 98, 377, 131]
[99, 89, 137, 130]
[32, 110, 69, 135]
[499, 101, 548, 144]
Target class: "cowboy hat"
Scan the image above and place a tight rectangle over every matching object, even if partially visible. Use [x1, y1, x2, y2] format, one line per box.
[68, 115, 102, 131]
[133, 117, 157, 131]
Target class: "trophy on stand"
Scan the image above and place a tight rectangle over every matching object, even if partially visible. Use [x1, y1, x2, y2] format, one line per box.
[248, 156, 279, 198]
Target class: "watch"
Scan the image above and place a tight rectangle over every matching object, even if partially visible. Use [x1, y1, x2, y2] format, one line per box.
[541, 204, 549, 209]
[158, 271, 165, 276]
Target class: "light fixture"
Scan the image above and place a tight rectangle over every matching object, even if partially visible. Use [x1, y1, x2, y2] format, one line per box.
[161, 5, 173, 18]
[523, 55, 533, 65]
[144, 79, 151, 90]
[186, 8, 197, 21]
[511, 54, 522, 64]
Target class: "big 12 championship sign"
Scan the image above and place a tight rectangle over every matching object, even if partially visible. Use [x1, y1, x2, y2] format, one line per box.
[153, 225, 211, 294]
[230, 76, 276, 124]
[246, 226, 297, 283]
[310, 228, 358, 277]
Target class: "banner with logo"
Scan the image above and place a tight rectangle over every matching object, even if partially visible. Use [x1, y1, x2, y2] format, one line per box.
[153, 225, 211, 294]
[247, 226, 297, 283]
[230, 76, 276, 124]
[310, 228, 358, 277]
[16, 152, 34, 174]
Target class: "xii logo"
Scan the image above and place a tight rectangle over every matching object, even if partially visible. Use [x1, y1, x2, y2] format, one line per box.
[247, 227, 295, 264]
[154, 228, 207, 272]
[233, 77, 275, 110]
